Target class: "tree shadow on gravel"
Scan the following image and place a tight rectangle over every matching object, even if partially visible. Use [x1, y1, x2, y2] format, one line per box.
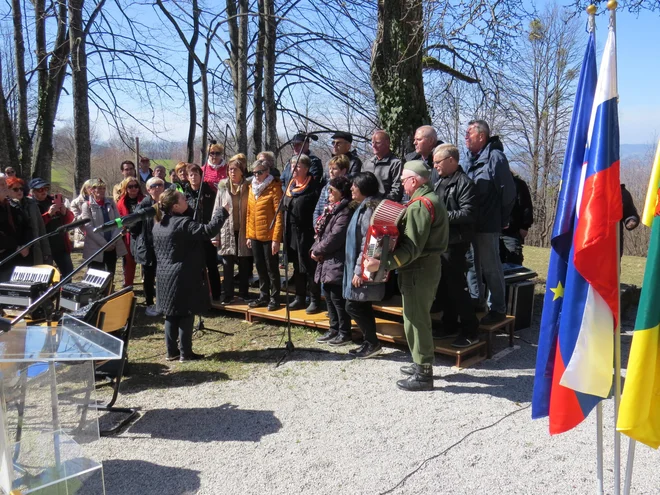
[127, 403, 282, 442]
[81, 459, 201, 495]
[118, 362, 229, 395]
[438, 373, 534, 404]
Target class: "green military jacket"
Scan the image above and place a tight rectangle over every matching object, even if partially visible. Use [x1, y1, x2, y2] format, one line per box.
[385, 183, 449, 271]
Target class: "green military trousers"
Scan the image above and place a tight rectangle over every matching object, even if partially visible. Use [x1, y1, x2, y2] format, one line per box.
[398, 254, 442, 365]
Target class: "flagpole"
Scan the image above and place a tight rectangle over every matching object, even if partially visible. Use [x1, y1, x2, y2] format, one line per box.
[583, 9, 603, 494]
[623, 439, 636, 495]
[606, 3, 622, 494]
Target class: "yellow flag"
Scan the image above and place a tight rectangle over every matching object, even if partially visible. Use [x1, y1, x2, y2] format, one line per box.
[641, 138, 660, 227]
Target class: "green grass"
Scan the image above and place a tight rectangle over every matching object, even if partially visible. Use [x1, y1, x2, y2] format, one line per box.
[524, 245, 646, 287]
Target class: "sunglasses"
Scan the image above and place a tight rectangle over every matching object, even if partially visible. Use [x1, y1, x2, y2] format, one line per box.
[127, 184, 140, 190]
[34, 187, 49, 193]
[149, 183, 164, 189]
[209, 152, 221, 156]
[253, 169, 267, 176]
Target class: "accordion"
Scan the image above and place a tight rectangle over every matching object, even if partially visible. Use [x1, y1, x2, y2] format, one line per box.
[60, 268, 112, 311]
[0, 266, 55, 308]
[361, 200, 406, 282]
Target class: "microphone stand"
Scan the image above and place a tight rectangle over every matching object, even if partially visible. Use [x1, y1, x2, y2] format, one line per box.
[0, 220, 89, 271]
[267, 135, 329, 366]
[5, 231, 126, 329]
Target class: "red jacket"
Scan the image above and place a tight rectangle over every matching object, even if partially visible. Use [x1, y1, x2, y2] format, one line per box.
[117, 193, 145, 251]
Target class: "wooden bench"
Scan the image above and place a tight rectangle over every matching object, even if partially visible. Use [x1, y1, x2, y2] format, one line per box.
[479, 315, 516, 358]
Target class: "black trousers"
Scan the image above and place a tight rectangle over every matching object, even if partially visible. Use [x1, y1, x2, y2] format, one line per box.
[165, 314, 194, 357]
[143, 263, 156, 306]
[345, 299, 378, 345]
[52, 251, 74, 277]
[204, 240, 222, 299]
[289, 248, 320, 301]
[435, 242, 480, 337]
[90, 249, 118, 282]
[323, 283, 351, 337]
[223, 232, 253, 298]
[251, 239, 280, 301]
[500, 234, 524, 265]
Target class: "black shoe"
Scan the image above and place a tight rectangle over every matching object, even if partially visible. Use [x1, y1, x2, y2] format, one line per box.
[328, 334, 353, 346]
[480, 311, 507, 326]
[396, 364, 434, 391]
[219, 295, 234, 305]
[400, 364, 416, 376]
[179, 352, 204, 362]
[165, 354, 180, 362]
[353, 341, 382, 359]
[451, 335, 479, 348]
[239, 292, 254, 301]
[267, 299, 280, 311]
[349, 342, 368, 355]
[317, 330, 338, 343]
[306, 300, 321, 314]
[288, 297, 306, 311]
[249, 298, 268, 308]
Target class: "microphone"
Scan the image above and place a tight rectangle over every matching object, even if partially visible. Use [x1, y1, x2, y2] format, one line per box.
[54, 218, 90, 234]
[93, 207, 157, 233]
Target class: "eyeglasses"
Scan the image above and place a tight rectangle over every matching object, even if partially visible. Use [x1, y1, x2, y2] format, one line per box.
[253, 169, 267, 176]
[11, 188, 22, 192]
[401, 176, 414, 185]
[127, 184, 140, 190]
[433, 157, 450, 166]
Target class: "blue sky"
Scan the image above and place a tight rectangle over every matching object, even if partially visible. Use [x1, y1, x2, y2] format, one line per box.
[587, 7, 659, 144]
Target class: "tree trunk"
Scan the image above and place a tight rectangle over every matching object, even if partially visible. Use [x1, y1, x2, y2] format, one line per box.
[32, 0, 70, 181]
[69, 0, 92, 194]
[370, 0, 429, 157]
[252, 0, 266, 158]
[0, 58, 18, 173]
[11, 0, 31, 177]
[263, 0, 277, 154]
[226, 0, 249, 154]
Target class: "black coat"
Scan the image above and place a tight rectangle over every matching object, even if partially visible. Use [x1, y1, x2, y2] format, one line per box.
[502, 174, 534, 237]
[311, 199, 354, 285]
[153, 210, 226, 316]
[282, 179, 319, 273]
[185, 182, 217, 223]
[434, 168, 477, 245]
[0, 200, 33, 279]
[130, 196, 156, 266]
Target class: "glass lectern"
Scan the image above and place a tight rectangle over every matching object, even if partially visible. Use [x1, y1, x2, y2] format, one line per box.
[0, 314, 123, 494]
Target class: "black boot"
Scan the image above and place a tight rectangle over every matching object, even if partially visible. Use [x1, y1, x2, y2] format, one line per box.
[399, 364, 416, 376]
[288, 297, 306, 310]
[396, 364, 434, 391]
[305, 297, 322, 314]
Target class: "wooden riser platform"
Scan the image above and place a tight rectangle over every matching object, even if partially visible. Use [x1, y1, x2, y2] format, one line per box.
[210, 301, 496, 369]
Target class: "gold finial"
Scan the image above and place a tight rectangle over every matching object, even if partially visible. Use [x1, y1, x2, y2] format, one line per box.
[607, 0, 618, 10]
[586, 4, 597, 14]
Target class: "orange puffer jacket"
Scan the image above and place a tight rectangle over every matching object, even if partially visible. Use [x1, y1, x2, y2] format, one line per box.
[246, 179, 284, 242]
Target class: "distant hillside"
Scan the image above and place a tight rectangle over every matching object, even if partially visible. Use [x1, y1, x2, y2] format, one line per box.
[621, 143, 654, 161]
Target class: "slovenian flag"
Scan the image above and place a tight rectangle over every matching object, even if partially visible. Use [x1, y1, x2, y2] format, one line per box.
[532, 31, 597, 423]
[533, 25, 622, 435]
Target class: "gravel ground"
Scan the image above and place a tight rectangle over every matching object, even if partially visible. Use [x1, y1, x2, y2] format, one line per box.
[83, 323, 659, 495]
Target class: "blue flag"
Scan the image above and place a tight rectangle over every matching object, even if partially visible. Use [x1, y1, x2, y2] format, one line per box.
[532, 32, 597, 420]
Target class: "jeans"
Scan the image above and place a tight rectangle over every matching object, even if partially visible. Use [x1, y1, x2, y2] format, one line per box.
[251, 239, 280, 301]
[52, 251, 74, 277]
[165, 314, 194, 357]
[323, 283, 351, 337]
[143, 263, 156, 306]
[345, 299, 378, 345]
[466, 232, 507, 314]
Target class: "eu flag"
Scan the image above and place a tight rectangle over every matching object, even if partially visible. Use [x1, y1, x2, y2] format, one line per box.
[531, 32, 597, 422]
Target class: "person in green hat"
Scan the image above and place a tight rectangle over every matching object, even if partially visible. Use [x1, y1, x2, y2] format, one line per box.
[364, 160, 449, 391]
